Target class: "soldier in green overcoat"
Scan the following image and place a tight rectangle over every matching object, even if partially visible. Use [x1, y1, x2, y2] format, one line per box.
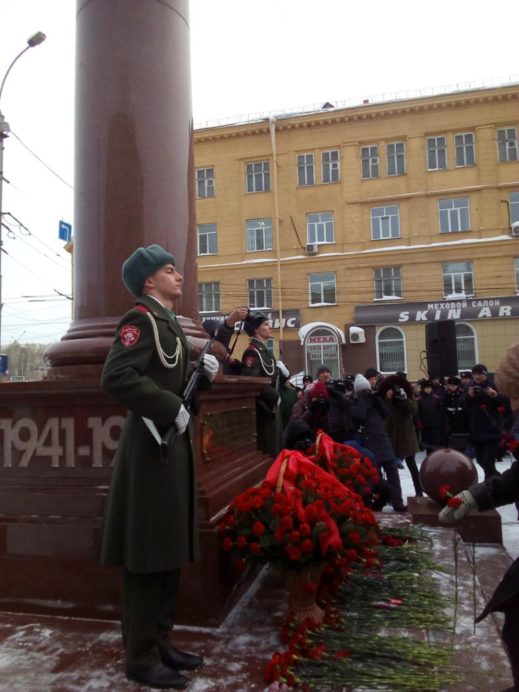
[99, 244, 219, 690]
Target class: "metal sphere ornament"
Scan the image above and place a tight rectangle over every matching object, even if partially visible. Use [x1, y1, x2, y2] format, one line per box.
[419, 448, 478, 504]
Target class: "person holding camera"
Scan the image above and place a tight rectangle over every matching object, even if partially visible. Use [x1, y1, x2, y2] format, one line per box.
[348, 374, 407, 512]
[241, 311, 288, 457]
[465, 363, 512, 479]
[377, 373, 423, 497]
[313, 364, 355, 443]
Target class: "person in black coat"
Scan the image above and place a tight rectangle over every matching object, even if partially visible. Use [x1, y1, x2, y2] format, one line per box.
[440, 342, 519, 691]
[417, 379, 445, 452]
[464, 363, 512, 479]
[348, 374, 407, 512]
[443, 375, 471, 451]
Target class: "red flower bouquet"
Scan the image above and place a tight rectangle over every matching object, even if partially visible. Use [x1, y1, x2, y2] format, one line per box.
[219, 449, 379, 574]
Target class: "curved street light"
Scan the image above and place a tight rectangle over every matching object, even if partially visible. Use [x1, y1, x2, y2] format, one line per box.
[0, 31, 46, 359]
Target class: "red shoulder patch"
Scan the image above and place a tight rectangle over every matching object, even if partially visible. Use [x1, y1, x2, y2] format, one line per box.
[244, 355, 255, 368]
[120, 325, 141, 347]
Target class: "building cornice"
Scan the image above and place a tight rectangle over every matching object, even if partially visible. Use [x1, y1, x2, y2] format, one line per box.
[194, 85, 519, 143]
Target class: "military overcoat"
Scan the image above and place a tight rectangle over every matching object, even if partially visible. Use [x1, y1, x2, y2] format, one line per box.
[99, 295, 201, 573]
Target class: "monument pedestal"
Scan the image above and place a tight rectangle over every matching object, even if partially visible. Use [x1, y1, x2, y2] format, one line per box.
[408, 496, 503, 544]
[0, 377, 271, 625]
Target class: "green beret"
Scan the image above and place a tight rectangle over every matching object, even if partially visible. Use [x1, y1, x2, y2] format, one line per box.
[122, 244, 176, 296]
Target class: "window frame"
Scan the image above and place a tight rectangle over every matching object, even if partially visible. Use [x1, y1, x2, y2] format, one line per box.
[442, 260, 474, 298]
[321, 149, 340, 183]
[427, 135, 448, 171]
[246, 217, 273, 252]
[376, 326, 406, 374]
[515, 258, 519, 293]
[374, 266, 402, 300]
[308, 271, 337, 306]
[456, 322, 478, 371]
[510, 191, 519, 225]
[370, 205, 401, 240]
[197, 223, 218, 255]
[246, 160, 271, 193]
[195, 167, 215, 198]
[386, 142, 406, 176]
[297, 153, 315, 186]
[497, 127, 519, 163]
[307, 211, 335, 245]
[198, 281, 220, 313]
[248, 277, 273, 309]
[438, 197, 471, 234]
[455, 132, 475, 167]
[361, 145, 379, 179]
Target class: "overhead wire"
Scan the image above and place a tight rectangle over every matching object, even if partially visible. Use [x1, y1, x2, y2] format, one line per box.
[9, 130, 74, 190]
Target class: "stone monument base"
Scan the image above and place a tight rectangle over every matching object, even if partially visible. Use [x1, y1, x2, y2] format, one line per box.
[408, 496, 503, 544]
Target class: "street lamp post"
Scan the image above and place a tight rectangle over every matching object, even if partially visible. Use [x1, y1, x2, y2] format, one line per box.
[0, 31, 46, 359]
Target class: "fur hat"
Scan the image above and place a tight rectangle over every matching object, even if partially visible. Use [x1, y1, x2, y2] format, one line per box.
[471, 363, 488, 375]
[419, 378, 432, 388]
[496, 343, 519, 400]
[446, 376, 461, 386]
[354, 374, 371, 393]
[122, 244, 176, 296]
[364, 367, 379, 379]
[377, 373, 414, 399]
[243, 311, 269, 337]
[316, 364, 332, 376]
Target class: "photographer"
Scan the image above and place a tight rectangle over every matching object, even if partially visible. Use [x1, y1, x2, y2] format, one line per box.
[377, 373, 423, 498]
[314, 365, 355, 442]
[348, 374, 407, 512]
[465, 363, 512, 479]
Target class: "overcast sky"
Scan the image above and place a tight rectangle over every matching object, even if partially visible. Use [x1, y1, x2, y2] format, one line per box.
[0, 0, 517, 345]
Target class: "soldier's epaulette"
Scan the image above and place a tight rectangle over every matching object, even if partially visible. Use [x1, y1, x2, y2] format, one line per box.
[134, 304, 150, 314]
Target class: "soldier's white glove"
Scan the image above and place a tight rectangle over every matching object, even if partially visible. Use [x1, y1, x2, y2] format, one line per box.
[174, 404, 190, 434]
[276, 360, 289, 378]
[438, 490, 477, 524]
[202, 354, 219, 382]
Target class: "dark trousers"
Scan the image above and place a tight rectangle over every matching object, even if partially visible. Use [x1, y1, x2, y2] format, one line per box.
[381, 460, 405, 510]
[502, 593, 519, 689]
[122, 568, 181, 674]
[473, 439, 500, 480]
[405, 455, 423, 496]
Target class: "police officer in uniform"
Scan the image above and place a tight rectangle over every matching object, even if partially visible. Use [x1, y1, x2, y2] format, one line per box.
[241, 311, 288, 457]
[99, 244, 219, 689]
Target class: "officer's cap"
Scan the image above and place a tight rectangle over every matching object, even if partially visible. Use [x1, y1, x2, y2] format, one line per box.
[244, 311, 269, 337]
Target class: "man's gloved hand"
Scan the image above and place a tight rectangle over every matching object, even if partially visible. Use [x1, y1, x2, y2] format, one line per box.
[203, 354, 219, 382]
[438, 490, 477, 523]
[276, 360, 289, 378]
[174, 404, 190, 434]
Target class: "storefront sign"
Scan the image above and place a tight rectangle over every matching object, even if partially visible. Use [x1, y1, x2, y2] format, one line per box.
[355, 296, 519, 326]
[206, 309, 300, 330]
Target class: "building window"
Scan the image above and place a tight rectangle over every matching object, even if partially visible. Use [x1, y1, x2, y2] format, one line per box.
[456, 323, 477, 371]
[196, 167, 215, 198]
[198, 282, 220, 313]
[371, 205, 400, 240]
[322, 149, 340, 183]
[304, 327, 341, 379]
[246, 218, 273, 252]
[438, 198, 470, 233]
[197, 223, 217, 255]
[497, 127, 518, 163]
[443, 261, 474, 298]
[307, 212, 334, 244]
[387, 142, 405, 176]
[510, 191, 519, 224]
[248, 278, 272, 309]
[374, 266, 402, 299]
[377, 326, 406, 374]
[309, 272, 336, 306]
[515, 258, 519, 293]
[297, 153, 315, 186]
[427, 136, 447, 170]
[455, 133, 475, 167]
[361, 145, 379, 179]
[246, 160, 270, 192]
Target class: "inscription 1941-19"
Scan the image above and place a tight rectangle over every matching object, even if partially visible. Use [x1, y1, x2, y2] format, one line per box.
[0, 416, 125, 469]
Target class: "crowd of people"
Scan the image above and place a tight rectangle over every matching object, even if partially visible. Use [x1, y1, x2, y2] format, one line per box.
[275, 361, 514, 513]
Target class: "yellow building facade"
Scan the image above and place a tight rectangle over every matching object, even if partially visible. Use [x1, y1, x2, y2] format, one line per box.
[194, 84, 519, 381]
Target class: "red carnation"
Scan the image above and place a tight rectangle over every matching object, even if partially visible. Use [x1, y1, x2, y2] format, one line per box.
[252, 520, 266, 536]
[249, 542, 261, 556]
[222, 537, 233, 551]
[447, 497, 463, 509]
[236, 535, 247, 549]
